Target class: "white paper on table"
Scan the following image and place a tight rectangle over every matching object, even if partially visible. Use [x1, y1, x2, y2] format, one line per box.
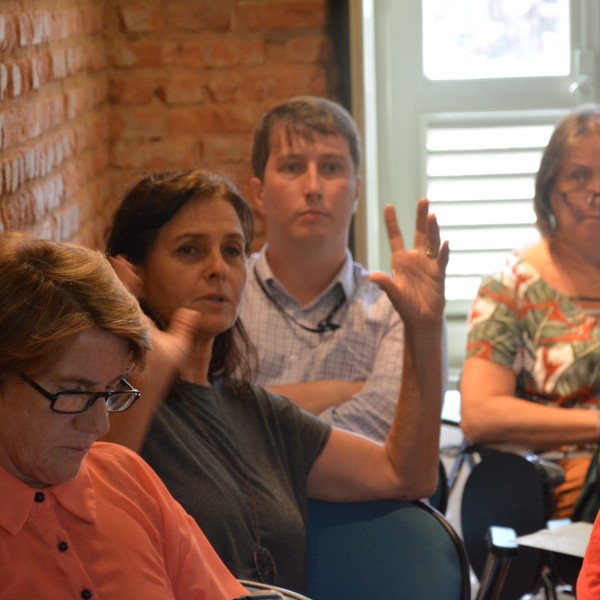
[516, 522, 593, 558]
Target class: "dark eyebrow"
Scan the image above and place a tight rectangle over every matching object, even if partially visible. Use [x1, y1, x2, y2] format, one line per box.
[173, 231, 244, 242]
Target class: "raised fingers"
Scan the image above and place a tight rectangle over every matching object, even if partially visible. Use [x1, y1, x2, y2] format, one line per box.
[382, 203, 406, 254]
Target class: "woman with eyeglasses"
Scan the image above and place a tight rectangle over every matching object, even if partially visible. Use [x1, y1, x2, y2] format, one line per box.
[0, 231, 248, 599]
[103, 168, 449, 594]
[461, 103, 600, 519]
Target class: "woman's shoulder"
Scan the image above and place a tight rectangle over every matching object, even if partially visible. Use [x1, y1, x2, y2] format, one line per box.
[481, 247, 543, 290]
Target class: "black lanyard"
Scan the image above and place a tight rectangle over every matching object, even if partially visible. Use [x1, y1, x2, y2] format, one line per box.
[253, 267, 345, 334]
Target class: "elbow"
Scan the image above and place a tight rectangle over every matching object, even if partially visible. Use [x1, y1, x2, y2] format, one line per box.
[460, 412, 496, 445]
[394, 468, 439, 501]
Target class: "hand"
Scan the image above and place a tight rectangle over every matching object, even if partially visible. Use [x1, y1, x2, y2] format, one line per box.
[108, 254, 143, 298]
[368, 198, 449, 326]
[108, 255, 209, 379]
[150, 307, 208, 378]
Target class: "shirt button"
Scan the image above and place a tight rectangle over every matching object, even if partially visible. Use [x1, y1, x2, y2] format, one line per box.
[81, 590, 92, 599]
[58, 541, 68, 552]
[34, 492, 45, 503]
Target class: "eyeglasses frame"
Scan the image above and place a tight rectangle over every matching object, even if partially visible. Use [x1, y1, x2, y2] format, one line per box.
[19, 372, 141, 414]
[559, 188, 600, 209]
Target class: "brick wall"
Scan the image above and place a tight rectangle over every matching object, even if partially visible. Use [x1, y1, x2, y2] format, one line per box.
[0, 0, 108, 246]
[0, 0, 342, 249]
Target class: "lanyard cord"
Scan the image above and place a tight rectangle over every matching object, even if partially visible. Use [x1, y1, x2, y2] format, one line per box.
[253, 267, 345, 333]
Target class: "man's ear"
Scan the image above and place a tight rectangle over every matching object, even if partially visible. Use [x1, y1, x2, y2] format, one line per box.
[250, 177, 265, 216]
[353, 175, 364, 213]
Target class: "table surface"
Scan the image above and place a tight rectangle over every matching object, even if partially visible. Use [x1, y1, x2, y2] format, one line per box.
[516, 521, 593, 558]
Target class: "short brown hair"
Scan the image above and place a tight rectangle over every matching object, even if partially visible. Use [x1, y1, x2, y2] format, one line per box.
[251, 96, 362, 180]
[0, 231, 149, 378]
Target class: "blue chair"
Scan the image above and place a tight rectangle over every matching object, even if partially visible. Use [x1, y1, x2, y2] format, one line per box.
[306, 499, 471, 600]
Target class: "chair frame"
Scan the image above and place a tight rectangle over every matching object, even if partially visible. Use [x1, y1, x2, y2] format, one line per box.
[237, 579, 310, 600]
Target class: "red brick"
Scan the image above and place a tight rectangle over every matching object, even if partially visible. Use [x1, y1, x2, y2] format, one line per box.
[110, 104, 167, 140]
[205, 72, 243, 103]
[203, 133, 248, 163]
[165, 2, 232, 32]
[109, 40, 168, 68]
[284, 35, 330, 63]
[236, 0, 327, 31]
[118, 4, 163, 33]
[80, 5, 105, 37]
[0, 63, 8, 100]
[10, 61, 22, 97]
[109, 72, 162, 104]
[160, 71, 206, 105]
[17, 10, 35, 47]
[64, 77, 107, 120]
[110, 138, 199, 170]
[0, 12, 19, 52]
[241, 64, 328, 102]
[167, 105, 256, 136]
[180, 42, 208, 69]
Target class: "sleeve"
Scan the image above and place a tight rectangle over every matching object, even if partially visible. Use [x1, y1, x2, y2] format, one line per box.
[254, 384, 331, 458]
[465, 270, 522, 370]
[577, 513, 600, 598]
[317, 310, 405, 442]
[251, 384, 331, 487]
[120, 448, 248, 600]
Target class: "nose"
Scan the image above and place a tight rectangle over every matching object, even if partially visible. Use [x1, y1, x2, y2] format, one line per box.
[74, 397, 110, 437]
[204, 248, 229, 279]
[303, 163, 322, 200]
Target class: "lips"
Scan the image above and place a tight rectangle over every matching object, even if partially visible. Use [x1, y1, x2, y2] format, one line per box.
[200, 293, 228, 303]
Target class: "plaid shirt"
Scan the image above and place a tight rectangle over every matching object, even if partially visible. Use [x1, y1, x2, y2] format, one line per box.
[239, 247, 406, 442]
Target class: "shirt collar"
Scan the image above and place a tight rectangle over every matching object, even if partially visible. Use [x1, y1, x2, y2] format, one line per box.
[0, 457, 97, 535]
[253, 245, 357, 303]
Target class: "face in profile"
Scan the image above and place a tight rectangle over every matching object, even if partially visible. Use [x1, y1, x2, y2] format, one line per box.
[137, 195, 248, 336]
[0, 329, 130, 488]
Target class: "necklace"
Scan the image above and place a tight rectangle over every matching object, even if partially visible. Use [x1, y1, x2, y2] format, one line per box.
[253, 267, 345, 334]
[191, 383, 277, 584]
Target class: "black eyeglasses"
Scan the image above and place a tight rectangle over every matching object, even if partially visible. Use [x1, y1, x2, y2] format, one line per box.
[560, 189, 600, 210]
[19, 373, 141, 414]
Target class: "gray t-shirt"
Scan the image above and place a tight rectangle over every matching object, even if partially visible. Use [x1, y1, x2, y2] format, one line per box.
[141, 378, 331, 593]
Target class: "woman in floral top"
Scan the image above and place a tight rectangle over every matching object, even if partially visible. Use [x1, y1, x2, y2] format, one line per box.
[461, 104, 600, 517]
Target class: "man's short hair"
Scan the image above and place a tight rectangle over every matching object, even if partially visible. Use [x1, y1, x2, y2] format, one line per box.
[251, 96, 362, 180]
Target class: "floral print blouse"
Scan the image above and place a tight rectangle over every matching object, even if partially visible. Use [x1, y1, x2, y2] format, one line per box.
[467, 254, 600, 409]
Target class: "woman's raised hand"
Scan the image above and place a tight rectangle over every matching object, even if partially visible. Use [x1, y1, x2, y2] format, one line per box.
[369, 199, 449, 326]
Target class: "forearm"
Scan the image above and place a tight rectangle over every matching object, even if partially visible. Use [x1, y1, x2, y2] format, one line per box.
[461, 357, 600, 447]
[103, 343, 179, 452]
[267, 380, 363, 415]
[307, 321, 443, 502]
[461, 395, 600, 448]
[384, 321, 443, 499]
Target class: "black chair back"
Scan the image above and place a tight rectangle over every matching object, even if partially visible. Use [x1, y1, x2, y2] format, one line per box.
[461, 451, 553, 600]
